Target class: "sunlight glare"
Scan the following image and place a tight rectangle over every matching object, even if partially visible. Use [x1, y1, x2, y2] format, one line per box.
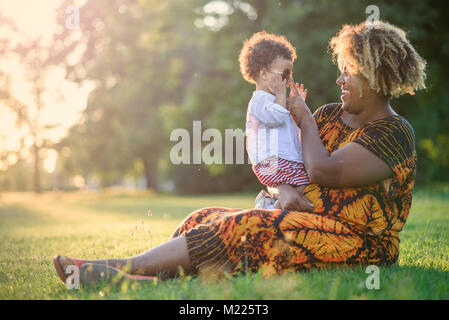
[0, 0, 63, 41]
[0, 0, 95, 170]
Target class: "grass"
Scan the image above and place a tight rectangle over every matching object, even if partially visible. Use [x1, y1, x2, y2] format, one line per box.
[0, 185, 448, 300]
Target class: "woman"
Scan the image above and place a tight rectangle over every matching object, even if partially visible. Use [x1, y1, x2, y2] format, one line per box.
[54, 20, 426, 286]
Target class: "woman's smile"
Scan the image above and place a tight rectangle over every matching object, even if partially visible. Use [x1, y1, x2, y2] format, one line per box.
[341, 86, 350, 101]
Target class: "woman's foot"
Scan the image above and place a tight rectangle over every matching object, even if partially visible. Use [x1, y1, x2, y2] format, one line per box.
[80, 263, 156, 288]
[53, 255, 86, 284]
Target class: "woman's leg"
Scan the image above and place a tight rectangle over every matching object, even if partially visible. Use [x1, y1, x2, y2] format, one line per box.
[169, 207, 242, 240]
[58, 236, 194, 279]
[56, 206, 241, 284]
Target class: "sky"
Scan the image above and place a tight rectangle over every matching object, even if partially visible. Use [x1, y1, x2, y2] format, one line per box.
[0, 0, 93, 172]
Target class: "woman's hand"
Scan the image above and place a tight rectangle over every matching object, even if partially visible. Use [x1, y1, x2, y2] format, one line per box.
[270, 184, 314, 211]
[287, 77, 310, 122]
[290, 81, 308, 101]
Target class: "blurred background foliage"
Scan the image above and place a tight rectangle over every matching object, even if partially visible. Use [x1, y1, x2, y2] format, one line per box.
[0, 0, 448, 193]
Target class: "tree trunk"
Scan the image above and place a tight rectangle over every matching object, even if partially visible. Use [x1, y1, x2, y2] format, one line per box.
[142, 156, 157, 191]
[253, 0, 267, 27]
[33, 143, 41, 193]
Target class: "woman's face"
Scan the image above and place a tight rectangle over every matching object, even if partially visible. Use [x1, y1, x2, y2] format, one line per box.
[336, 65, 369, 115]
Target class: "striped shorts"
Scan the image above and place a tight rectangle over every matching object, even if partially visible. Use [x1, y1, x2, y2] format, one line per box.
[252, 157, 309, 187]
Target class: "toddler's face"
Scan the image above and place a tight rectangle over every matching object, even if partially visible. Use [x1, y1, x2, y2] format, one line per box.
[264, 57, 293, 86]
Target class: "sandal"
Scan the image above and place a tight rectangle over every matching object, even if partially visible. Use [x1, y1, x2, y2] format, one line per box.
[80, 263, 157, 288]
[53, 255, 86, 283]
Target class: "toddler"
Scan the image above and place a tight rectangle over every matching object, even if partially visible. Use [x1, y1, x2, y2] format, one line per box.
[238, 31, 309, 209]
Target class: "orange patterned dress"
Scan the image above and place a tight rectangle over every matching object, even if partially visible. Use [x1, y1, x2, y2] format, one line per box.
[170, 103, 417, 277]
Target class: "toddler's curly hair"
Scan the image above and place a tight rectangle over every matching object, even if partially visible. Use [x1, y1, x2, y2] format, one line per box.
[329, 20, 426, 98]
[239, 31, 297, 84]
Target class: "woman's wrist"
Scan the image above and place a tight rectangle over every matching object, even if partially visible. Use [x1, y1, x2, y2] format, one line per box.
[287, 96, 311, 124]
[297, 107, 313, 125]
[275, 94, 286, 108]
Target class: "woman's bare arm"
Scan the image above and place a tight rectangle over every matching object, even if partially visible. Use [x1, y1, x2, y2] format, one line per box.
[286, 96, 392, 188]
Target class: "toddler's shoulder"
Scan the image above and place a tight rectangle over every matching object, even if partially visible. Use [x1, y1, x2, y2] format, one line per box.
[251, 90, 272, 102]
[249, 90, 277, 111]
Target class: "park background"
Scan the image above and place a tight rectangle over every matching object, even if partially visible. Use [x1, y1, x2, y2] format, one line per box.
[1, 0, 448, 193]
[0, 0, 448, 299]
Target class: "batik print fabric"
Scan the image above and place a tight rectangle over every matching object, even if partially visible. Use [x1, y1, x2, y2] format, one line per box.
[170, 103, 416, 277]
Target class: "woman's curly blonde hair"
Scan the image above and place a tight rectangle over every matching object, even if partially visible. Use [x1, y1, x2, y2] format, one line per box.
[239, 31, 297, 84]
[329, 20, 426, 98]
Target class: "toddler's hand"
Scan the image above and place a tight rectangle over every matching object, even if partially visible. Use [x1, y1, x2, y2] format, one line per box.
[267, 73, 287, 97]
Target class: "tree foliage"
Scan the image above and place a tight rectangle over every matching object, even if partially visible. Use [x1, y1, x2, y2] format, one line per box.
[4, 0, 445, 192]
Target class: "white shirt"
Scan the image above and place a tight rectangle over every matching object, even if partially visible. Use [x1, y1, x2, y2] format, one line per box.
[246, 90, 304, 165]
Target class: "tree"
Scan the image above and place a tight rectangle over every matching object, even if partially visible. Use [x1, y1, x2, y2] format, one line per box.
[55, 0, 204, 190]
[0, 17, 70, 193]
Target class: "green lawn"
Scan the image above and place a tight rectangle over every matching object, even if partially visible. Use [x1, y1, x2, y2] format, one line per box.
[0, 186, 448, 300]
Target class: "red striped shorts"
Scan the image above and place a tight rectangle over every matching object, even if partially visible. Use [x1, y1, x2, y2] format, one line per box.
[252, 157, 309, 187]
